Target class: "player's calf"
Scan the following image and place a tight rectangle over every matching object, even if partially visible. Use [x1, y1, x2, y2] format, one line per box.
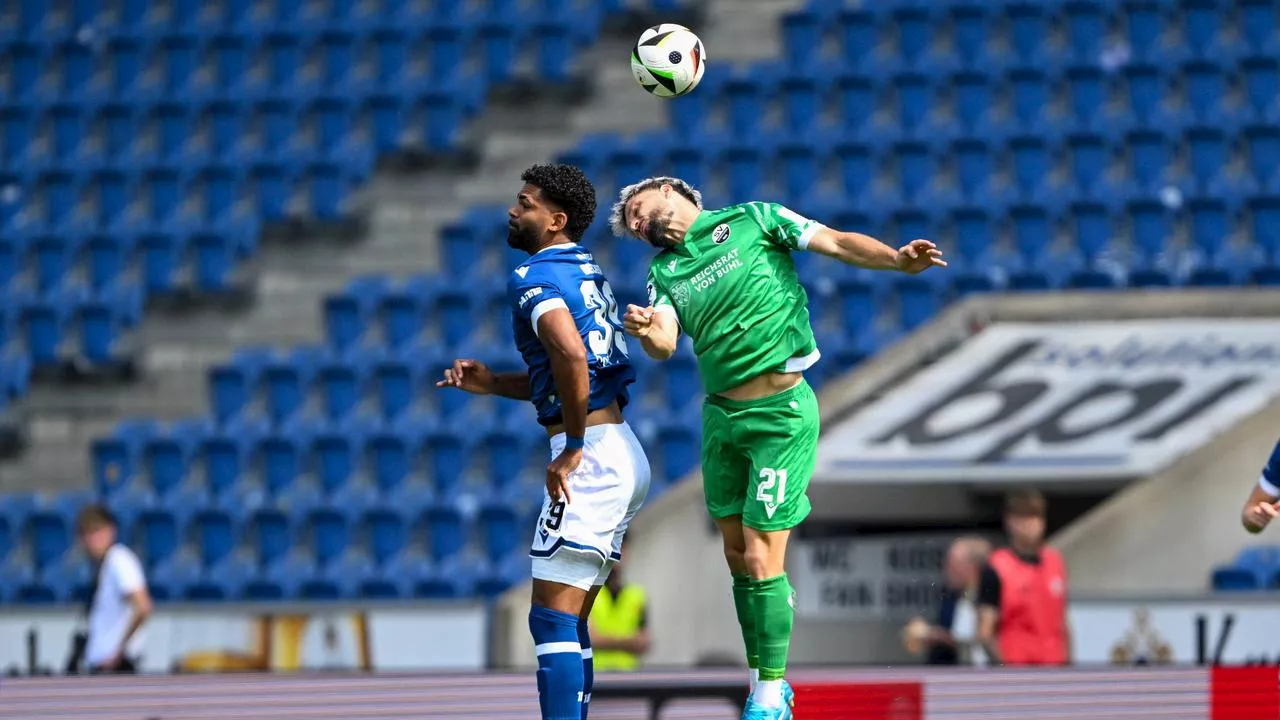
[530, 578, 592, 720]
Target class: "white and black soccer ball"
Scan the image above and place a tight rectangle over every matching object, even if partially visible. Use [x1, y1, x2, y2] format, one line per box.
[630, 24, 707, 98]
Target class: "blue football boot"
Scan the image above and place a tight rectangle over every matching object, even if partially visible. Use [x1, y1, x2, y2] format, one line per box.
[741, 680, 795, 720]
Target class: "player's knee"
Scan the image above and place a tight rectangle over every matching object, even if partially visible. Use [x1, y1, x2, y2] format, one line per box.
[722, 544, 748, 575]
[742, 538, 787, 579]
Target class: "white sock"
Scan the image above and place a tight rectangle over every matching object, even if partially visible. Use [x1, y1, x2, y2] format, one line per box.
[751, 679, 784, 708]
[749, 667, 759, 690]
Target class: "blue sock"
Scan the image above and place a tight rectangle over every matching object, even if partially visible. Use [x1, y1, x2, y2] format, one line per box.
[577, 618, 593, 720]
[529, 605, 584, 720]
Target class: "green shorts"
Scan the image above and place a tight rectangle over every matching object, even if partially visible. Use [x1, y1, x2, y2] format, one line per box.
[701, 379, 819, 532]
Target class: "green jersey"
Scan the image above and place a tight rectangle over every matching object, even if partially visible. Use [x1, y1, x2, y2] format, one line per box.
[646, 201, 824, 395]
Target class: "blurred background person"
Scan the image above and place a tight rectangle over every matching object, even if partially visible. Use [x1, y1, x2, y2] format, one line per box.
[978, 489, 1070, 667]
[902, 536, 992, 666]
[589, 541, 650, 672]
[76, 505, 152, 675]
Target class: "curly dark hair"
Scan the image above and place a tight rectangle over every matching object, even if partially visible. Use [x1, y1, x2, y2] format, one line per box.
[520, 163, 597, 243]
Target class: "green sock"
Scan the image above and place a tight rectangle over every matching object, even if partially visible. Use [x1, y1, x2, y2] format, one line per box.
[751, 574, 795, 681]
[731, 574, 759, 670]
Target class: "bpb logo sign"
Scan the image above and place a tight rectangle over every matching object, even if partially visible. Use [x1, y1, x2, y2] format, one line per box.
[816, 320, 1280, 482]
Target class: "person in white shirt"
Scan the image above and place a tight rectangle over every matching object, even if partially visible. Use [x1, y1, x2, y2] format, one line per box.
[76, 505, 152, 674]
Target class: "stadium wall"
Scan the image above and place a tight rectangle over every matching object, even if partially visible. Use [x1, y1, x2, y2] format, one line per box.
[1052, 400, 1280, 595]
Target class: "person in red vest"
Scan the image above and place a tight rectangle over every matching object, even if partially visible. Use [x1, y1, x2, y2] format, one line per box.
[976, 488, 1071, 666]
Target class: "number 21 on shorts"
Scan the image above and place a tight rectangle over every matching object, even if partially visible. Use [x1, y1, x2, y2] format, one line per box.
[757, 467, 787, 519]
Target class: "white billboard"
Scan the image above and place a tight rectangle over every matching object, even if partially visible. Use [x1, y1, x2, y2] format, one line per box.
[816, 320, 1280, 482]
[1071, 599, 1280, 666]
[0, 603, 487, 675]
[789, 534, 968, 620]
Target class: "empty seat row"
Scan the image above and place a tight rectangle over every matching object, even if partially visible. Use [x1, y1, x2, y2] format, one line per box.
[783, 0, 1279, 72]
[1, 549, 528, 604]
[0, 231, 253, 297]
[2, 15, 589, 106]
[564, 128, 1280, 211]
[1, 0, 620, 43]
[666, 57, 1280, 142]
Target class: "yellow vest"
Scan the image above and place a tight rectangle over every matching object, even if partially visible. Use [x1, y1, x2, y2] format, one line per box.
[591, 584, 646, 672]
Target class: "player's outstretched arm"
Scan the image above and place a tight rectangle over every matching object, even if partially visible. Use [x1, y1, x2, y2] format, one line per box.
[806, 227, 947, 274]
[622, 304, 678, 361]
[435, 359, 532, 400]
[1242, 483, 1279, 534]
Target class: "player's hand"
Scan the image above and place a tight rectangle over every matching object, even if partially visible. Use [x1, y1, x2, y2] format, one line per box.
[896, 239, 947, 274]
[435, 359, 496, 395]
[622, 304, 654, 338]
[1243, 500, 1279, 533]
[546, 448, 582, 505]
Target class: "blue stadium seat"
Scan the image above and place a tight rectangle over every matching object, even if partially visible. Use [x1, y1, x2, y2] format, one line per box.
[423, 429, 468, 496]
[199, 433, 247, 499]
[654, 418, 698, 484]
[366, 429, 413, 493]
[250, 507, 293, 566]
[1187, 127, 1228, 191]
[780, 10, 821, 69]
[1009, 137, 1050, 201]
[1239, 0, 1280, 55]
[1182, 0, 1232, 61]
[306, 508, 349, 568]
[1244, 126, 1280, 190]
[362, 507, 407, 566]
[478, 503, 521, 563]
[256, 432, 304, 495]
[1211, 566, 1259, 591]
[135, 508, 184, 571]
[1063, 1, 1107, 64]
[21, 295, 69, 365]
[192, 508, 235, 568]
[896, 277, 941, 332]
[423, 502, 468, 562]
[379, 276, 433, 350]
[372, 358, 418, 421]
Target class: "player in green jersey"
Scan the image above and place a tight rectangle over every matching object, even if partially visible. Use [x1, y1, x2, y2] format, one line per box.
[610, 177, 944, 720]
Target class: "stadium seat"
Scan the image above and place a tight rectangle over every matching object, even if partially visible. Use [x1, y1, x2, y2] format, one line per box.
[478, 503, 522, 563]
[423, 503, 468, 563]
[1211, 566, 1260, 591]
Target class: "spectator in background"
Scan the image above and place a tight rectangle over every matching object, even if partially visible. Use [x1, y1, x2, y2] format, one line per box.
[76, 505, 152, 674]
[977, 488, 1071, 666]
[902, 536, 992, 666]
[588, 542, 650, 672]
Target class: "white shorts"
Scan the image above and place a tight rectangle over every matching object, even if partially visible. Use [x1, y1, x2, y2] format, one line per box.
[530, 421, 651, 591]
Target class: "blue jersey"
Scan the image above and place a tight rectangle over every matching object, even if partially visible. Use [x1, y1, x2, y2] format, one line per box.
[1260, 437, 1280, 497]
[509, 243, 635, 427]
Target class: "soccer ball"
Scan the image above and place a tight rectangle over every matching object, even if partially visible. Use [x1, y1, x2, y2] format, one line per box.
[630, 24, 707, 98]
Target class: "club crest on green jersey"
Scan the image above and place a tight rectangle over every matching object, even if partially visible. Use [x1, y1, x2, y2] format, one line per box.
[672, 280, 692, 307]
[712, 223, 731, 244]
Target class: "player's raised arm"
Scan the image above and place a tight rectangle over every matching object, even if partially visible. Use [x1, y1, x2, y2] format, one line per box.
[622, 304, 678, 361]
[805, 227, 947, 274]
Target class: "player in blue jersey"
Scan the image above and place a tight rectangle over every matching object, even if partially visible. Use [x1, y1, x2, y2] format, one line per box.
[1241, 437, 1280, 533]
[437, 164, 651, 720]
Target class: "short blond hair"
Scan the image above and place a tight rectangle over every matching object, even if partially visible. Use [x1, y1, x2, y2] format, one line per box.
[608, 176, 703, 237]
